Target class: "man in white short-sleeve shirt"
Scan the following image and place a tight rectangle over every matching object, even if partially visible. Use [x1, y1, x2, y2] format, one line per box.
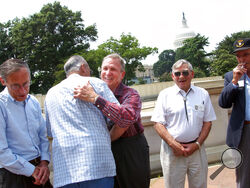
[151, 59, 216, 188]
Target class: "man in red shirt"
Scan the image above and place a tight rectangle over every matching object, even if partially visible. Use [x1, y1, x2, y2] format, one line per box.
[74, 53, 150, 188]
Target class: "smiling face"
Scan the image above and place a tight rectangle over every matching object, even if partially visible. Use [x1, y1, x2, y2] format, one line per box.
[1, 67, 30, 101]
[172, 63, 194, 92]
[101, 57, 125, 92]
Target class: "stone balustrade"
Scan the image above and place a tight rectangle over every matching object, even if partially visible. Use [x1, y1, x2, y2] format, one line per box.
[35, 76, 230, 177]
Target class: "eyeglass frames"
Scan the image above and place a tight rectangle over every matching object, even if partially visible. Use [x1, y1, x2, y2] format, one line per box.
[10, 82, 30, 91]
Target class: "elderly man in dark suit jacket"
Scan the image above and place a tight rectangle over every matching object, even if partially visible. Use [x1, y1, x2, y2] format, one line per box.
[219, 38, 250, 188]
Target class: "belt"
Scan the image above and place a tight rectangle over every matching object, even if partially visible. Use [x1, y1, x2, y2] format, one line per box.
[244, 121, 250, 125]
[29, 157, 41, 166]
[180, 138, 197, 144]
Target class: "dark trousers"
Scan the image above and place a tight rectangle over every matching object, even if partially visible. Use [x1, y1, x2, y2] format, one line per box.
[111, 133, 150, 188]
[236, 125, 250, 188]
[0, 158, 53, 188]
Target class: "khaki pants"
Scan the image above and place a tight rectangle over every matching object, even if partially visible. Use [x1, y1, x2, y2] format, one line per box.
[160, 140, 208, 188]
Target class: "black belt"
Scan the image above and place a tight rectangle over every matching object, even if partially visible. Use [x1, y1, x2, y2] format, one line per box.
[29, 157, 41, 166]
[180, 138, 197, 144]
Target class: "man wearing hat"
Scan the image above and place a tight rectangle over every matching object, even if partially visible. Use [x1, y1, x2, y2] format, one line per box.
[219, 38, 250, 188]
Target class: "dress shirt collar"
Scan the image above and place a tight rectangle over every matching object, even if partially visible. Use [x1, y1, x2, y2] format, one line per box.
[173, 84, 194, 95]
[114, 82, 125, 97]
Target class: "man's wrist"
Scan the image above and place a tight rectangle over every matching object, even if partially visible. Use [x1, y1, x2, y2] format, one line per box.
[195, 141, 201, 150]
[94, 95, 99, 104]
[232, 79, 238, 85]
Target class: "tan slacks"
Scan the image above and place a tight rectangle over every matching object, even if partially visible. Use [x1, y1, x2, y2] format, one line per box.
[160, 140, 208, 188]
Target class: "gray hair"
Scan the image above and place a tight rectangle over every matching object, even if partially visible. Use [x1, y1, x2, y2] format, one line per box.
[0, 59, 30, 81]
[102, 53, 126, 72]
[64, 55, 88, 76]
[172, 59, 193, 72]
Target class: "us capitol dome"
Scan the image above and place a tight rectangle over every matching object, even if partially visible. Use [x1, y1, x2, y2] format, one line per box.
[173, 12, 196, 49]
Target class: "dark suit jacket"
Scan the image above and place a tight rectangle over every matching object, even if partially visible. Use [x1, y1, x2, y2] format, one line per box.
[218, 71, 246, 148]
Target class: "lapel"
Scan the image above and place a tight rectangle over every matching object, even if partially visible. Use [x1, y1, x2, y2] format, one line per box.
[238, 74, 246, 109]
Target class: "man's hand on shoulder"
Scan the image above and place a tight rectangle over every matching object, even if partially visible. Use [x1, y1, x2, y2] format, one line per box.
[74, 81, 98, 104]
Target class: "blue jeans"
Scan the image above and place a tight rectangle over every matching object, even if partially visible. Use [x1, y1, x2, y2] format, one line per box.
[61, 177, 114, 188]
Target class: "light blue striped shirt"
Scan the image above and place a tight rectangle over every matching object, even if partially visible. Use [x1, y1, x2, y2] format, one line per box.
[45, 74, 119, 187]
[0, 88, 50, 176]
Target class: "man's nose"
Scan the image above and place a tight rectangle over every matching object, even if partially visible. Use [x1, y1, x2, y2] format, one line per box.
[238, 56, 245, 63]
[18, 86, 28, 94]
[106, 69, 111, 75]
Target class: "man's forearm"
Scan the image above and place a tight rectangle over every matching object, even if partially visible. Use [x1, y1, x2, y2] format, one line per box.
[110, 125, 129, 141]
[197, 121, 212, 146]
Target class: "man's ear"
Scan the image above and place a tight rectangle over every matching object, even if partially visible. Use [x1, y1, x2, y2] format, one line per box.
[121, 71, 126, 80]
[79, 64, 86, 74]
[191, 71, 194, 78]
[0, 77, 6, 86]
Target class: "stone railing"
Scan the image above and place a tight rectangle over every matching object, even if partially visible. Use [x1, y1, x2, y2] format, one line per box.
[35, 77, 229, 177]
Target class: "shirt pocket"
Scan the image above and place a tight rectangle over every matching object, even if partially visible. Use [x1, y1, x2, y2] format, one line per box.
[192, 104, 205, 119]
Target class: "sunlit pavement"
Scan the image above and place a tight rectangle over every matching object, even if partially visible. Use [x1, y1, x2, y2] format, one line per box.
[150, 164, 236, 188]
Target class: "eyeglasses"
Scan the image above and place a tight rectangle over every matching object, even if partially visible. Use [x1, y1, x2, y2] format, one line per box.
[10, 82, 30, 91]
[174, 71, 189, 77]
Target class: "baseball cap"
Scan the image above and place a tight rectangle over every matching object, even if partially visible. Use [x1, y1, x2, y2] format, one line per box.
[233, 38, 250, 53]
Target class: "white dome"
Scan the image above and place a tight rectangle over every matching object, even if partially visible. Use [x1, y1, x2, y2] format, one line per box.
[174, 13, 195, 49]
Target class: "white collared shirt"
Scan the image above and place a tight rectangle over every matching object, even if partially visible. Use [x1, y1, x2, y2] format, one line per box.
[151, 84, 216, 143]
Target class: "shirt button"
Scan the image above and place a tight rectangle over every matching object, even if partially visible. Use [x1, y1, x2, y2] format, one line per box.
[108, 114, 111, 116]
[97, 105, 100, 108]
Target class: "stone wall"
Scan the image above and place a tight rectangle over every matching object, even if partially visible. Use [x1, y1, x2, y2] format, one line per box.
[35, 77, 229, 177]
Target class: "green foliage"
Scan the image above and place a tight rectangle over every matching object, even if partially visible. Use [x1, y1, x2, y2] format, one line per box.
[211, 31, 250, 76]
[159, 72, 172, 82]
[193, 67, 206, 78]
[83, 33, 158, 85]
[80, 49, 109, 78]
[175, 34, 211, 76]
[0, 22, 14, 63]
[210, 49, 237, 76]
[153, 50, 175, 77]
[9, 2, 97, 93]
[138, 78, 146, 85]
[215, 31, 250, 53]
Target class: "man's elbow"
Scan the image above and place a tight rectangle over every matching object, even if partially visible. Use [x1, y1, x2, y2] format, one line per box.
[218, 95, 232, 109]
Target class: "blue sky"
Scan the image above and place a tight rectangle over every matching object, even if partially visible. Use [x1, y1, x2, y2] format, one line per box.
[1, 0, 250, 64]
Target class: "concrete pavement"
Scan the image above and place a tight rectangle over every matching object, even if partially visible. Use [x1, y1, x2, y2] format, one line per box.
[150, 164, 236, 188]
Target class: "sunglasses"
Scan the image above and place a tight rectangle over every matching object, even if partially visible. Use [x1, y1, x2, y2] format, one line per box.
[174, 71, 189, 77]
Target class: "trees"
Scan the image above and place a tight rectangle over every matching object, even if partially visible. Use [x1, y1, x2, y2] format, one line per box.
[210, 31, 250, 76]
[153, 34, 210, 81]
[175, 34, 211, 77]
[153, 49, 175, 82]
[153, 50, 175, 77]
[210, 49, 236, 76]
[82, 33, 158, 85]
[9, 2, 97, 93]
[0, 22, 14, 64]
[0, 22, 15, 91]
